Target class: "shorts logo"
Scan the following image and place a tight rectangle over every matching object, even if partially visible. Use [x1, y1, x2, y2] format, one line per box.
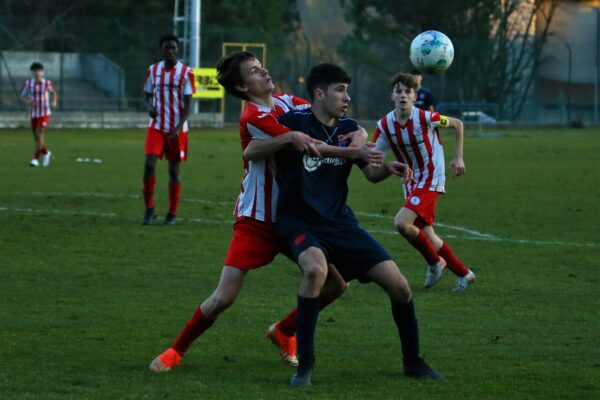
[180, 151, 185, 159]
[410, 196, 421, 206]
[303, 155, 322, 172]
[294, 234, 307, 246]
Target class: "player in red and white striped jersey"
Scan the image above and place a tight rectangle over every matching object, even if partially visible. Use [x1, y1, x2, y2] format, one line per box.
[20, 62, 57, 167]
[373, 73, 476, 292]
[149, 51, 375, 374]
[141, 34, 195, 225]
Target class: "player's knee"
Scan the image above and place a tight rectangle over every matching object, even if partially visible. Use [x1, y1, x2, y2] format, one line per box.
[394, 218, 412, 237]
[303, 263, 328, 285]
[390, 275, 412, 303]
[210, 294, 235, 314]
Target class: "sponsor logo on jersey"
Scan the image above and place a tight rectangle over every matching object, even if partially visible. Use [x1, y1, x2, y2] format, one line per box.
[303, 155, 346, 172]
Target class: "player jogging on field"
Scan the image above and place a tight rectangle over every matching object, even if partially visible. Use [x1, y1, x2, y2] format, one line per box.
[373, 73, 475, 292]
[272, 63, 442, 386]
[20, 62, 57, 167]
[141, 34, 195, 225]
[149, 51, 379, 373]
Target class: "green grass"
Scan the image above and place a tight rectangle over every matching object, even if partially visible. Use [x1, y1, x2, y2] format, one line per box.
[0, 127, 599, 399]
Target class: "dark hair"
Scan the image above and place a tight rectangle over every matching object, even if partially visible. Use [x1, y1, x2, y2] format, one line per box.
[305, 63, 351, 101]
[390, 73, 418, 91]
[30, 62, 44, 71]
[410, 68, 423, 76]
[159, 34, 179, 47]
[215, 51, 256, 100]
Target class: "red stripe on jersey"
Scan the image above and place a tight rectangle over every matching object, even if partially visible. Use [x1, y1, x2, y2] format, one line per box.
[151, 64, 159, 130]
[168, 68, 176, 133]
[418, 109, 435, 189]
[159, 67, 167, 132]
[401, 116, 428, 187]
[188, 70, 196, 93]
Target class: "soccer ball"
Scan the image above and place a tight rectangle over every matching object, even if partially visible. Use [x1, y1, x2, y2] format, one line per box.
[409, 31, 454, 73]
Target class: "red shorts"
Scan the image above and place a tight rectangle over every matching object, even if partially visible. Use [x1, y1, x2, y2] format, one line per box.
[145, 127, 188, 162]
[31, 116, 50, 132]
[223, 217, 283, 270]
[404, 189, 442, 228]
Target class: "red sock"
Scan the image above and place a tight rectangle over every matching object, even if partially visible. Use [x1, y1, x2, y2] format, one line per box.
[438, 242, 469, 277]
[168, 182, 181, 215]
[142, 176, 156, 209]
[410, 230, 440, 265]
[33, 151, 41, 160]
[278, 296, 337, 336]
[41, 147, 48, 155]
[172, 307, 216, 355]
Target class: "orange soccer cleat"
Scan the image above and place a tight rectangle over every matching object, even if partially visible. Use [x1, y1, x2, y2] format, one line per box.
[149, 348, 183, 372]
[266, 322, 299, 367]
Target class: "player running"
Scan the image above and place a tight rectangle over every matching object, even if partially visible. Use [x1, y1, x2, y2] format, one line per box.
[141, 34, 195, 225]
[149, 51, 379, 373]
[20, 62, 57, 167]
[373, 73, 476, 292]
[272, 63, 442, 386]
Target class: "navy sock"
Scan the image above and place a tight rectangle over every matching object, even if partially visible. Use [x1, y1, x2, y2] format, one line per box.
[296, 295, 320, 368]
[391, 299, 421, 364]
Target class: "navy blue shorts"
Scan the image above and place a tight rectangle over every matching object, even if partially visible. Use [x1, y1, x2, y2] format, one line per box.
[282, 226, 392, 282]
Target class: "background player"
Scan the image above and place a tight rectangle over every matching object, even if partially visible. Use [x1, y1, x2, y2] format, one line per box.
[411, 69, 434, 111]
[274, 63, 442, 386]
[20, 62, 57, 167]
[149, 51, 378, 373]
[142, 34, 195, 225]
[373, 73, 475, 292]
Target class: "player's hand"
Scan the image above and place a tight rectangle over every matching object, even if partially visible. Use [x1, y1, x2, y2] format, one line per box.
[355, 142, 383, 167]
[338, 127, 368, 148]
[290, 131, 322, 158]
[168, 127, 181, 140]
[51, 101, 57, 109]
[387, 161, 414, 184]
[450, 157, 466, 177]
[148, 107, 158, 119]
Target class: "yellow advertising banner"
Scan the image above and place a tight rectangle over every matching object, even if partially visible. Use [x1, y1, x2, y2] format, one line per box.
[193, 68, 224, 99]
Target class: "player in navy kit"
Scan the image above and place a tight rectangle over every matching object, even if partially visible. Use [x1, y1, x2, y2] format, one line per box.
[275, 63, 443, 386]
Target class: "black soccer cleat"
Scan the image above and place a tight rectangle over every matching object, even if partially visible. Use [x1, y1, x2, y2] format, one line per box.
[404, 358, 445, 380]
[290, 355, 315, 387]
[164, 213, 177, 225]
[142, 207, 156, 225]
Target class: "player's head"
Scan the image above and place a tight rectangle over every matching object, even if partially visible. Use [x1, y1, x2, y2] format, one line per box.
[390, 73, 418, 111]
[159, 34, 179, 63]
[410, 68, 423, 88]
[216, 51, 273, 101]
[306, 63, 351, 118]
[30, 62, 44, 79]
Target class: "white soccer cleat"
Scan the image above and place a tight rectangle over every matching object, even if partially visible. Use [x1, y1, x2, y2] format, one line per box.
[452, 269, 476, 292]
[42, 151, 52, 167]
[30, 158, 39, 167]
[424, 257, 446, 289]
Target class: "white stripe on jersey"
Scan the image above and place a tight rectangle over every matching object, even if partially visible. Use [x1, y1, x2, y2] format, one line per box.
[247, 123, 273, 140]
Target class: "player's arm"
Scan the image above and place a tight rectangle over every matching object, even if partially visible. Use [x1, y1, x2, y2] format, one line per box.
[48, 84, 57, 109]
[438, 115, 465, 176]
[315, 142, 383, 167]
[338, 126, 368, 147]
[19, 84, 31, 105]
[169, 94, 192, 137]
[243, 131, 322, 160]
[145, 92, 157, 119]
[361, 161, 413, 183]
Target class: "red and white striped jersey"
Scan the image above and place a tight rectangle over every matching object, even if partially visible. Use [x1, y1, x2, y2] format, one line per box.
[21, 79, 53, 118]
[143, 61, 195, 133]
[235, 94, 310, 223]
[373, 107, 446, 196]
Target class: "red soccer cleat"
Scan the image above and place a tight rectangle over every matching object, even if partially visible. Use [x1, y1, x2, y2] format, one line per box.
[266, 322, 298, 367]
[149, 348, 183, 372]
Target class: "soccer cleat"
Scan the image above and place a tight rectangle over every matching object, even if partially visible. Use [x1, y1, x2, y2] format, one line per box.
[149, 348, 183, 373]
[290, 356, 315, 387]
[404, 358, 445, 380]
[452, 269, 476, 292]
[424, 257, 446, 289]
[164, 213, 177, 225]
[30, 158, 39, 167]
[142, 207, 156, 225]
[42, 151, 52, 167]
[266, 323, 299, 366]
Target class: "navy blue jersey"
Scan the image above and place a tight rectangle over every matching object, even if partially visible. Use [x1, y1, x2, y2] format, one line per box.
[415, 88, 434, 110]
[275, 109, 367, 235]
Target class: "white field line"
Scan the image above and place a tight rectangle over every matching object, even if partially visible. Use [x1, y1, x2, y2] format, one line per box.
[0, 206, 116, 218]
[3, 192, 598, 248]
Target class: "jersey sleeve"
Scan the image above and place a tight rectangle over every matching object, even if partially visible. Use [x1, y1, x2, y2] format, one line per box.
[183, 68, 195, 95]
[245, 110, 292, 140]
[143, 68, 154, 93]
[372, 121, 391, 155]
[428, 111, 450, 128]
[291, 95, 311, 110]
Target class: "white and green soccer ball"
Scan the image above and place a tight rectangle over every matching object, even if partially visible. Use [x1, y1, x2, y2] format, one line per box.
[410, 30, 454, 73]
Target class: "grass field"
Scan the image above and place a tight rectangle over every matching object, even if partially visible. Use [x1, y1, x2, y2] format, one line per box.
[0, 127, 599, 400]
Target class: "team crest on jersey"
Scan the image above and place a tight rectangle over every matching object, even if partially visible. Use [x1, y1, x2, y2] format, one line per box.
[303, 155, 322, 172]
[410, 196, 421, 206]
